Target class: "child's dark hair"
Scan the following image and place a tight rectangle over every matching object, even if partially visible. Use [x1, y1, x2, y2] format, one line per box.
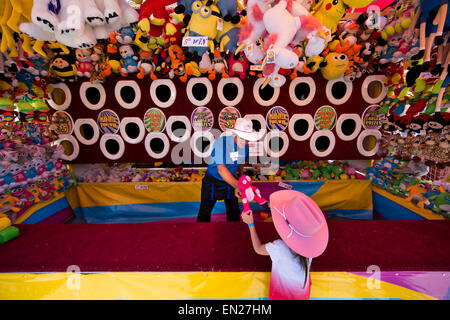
[290, 249, 310, 289]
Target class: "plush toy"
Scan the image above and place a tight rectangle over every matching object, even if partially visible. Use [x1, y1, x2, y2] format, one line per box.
[179, 60, 201, 82]
[208, 50, 229, 80]
[49, 52, 77, 82]
[103, 43, 122, 76]
[21, 0, 138, 49]
[0, 193, 21, 215]
[114, 25, 136, 44]
[405, 182, 431, 208]
[319, 52, 349, 80]
[238, 174, 267, 214]
[311, 0, 374, 33]
[227, 52, 249, 79]
[216, 0, 240, 24]
[260, 0, 326, 88]
[75, 48, 94, 78]
[167, 44, 186, 78]
[198, 51, 214, 74]
[137, 50, 157, 80]
[236, 0, 269, 63]
[409, 1, 448, 64]
[428, 186, 450, 215]
[175, 0, 196, 25]
[153, 47, 172, 78]
[184, 0, 221, 56]
[138, 0, 178, 38]
[89, 42, 108, 82]
[119, 44, 139, 75]
[216, 19, 241, 53]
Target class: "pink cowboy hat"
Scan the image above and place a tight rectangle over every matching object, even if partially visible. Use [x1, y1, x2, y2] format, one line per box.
[270, 190, 329, 258]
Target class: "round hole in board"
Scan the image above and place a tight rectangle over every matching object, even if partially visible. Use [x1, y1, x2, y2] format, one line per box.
[125, 122, 140, 139]
[368, 80, 383, 99]
[80, 123, 94, 140]
[331, 81, 347, 100]
[51, 88, 66, 105]
[363, 134, 377, 151]
[192, 83, 207, 101]
[150, 138, 165, 153]
[251, 120, 262, 132]
[294, 119, 310, 136]
[171, 121, 187, 138]
[223, 83, 238, 101]
[315, 136, 330, 152]
[294, 82, 311, 101]
[86, 87, 101, 105]
[196, 136, 211, 152]
[269, 137, 284, 152]
[342, 119, 357, 136]
[120, 86, 136, 104]
[259, 84, 275, 101]
[155, 85, 171, 103]
[105, 139, 120, 154]
[60, 140, 74, 156]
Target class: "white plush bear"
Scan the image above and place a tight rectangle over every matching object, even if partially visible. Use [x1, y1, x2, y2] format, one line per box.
[21, 0, 139, 49]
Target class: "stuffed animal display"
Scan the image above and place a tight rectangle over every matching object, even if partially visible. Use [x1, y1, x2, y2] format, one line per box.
[0, 0, 449, 220]
[0, 120, 76, 222]
[0, 0, 443, 91]
[367, 155, 449, 217]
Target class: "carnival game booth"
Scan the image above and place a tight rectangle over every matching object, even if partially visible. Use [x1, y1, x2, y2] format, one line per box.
[1, 0, 450, 301]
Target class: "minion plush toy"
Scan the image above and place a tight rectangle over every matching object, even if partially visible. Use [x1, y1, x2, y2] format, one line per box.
[319, 52, 349, 80]
[185, 0, 221, 56]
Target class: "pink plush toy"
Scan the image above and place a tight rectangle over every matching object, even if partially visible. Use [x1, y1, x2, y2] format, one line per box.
[75, 48, 94, 78]
[228, 52, 250, 79]
[261, 0, 325, 88]
[238, 175, 267, 214]
[237, 0, 269, 63]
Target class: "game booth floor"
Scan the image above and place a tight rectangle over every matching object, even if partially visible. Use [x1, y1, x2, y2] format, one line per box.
[1, 181, 449, 300]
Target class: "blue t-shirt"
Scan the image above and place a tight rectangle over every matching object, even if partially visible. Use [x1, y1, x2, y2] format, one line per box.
[206, 135, 249, 181]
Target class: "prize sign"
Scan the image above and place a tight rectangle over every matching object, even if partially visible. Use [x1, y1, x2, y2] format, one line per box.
[191, 106, 214, 131]
[314, 106, 337, 130]
[362, 105, 384, 129]
[219, 106, 241, 131]
[97, 109, 120, 134]
[144, 108, 166, 132]
[266, 106, 289, 131]
[51, 111, 74, 135]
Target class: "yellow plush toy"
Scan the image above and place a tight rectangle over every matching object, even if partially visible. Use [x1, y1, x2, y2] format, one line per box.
[311, 0, 374, 33]
[0, 0, 17, 57]
[7, 0, 35, 56]
[320, 51, 349, 80]
[185, 0, 221, 55]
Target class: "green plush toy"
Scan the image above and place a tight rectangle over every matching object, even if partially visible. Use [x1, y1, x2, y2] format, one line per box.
[330, 164, 344, 179]
[0, 226, 19, 244]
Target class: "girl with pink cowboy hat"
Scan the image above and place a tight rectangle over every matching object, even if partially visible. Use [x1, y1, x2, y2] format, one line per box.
[241, 190, 329, 300]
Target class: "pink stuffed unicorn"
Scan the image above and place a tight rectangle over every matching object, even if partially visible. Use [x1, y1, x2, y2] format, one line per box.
[239, 175, 267, 214]
[260, 0, 326, 88]
[237, 0, 270, 63]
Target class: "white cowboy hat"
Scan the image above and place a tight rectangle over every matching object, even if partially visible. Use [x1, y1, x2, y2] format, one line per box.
[229, 118, 266, 141]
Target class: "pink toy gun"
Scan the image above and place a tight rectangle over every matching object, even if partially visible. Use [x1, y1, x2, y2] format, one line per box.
[238, 175, 268, 214]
